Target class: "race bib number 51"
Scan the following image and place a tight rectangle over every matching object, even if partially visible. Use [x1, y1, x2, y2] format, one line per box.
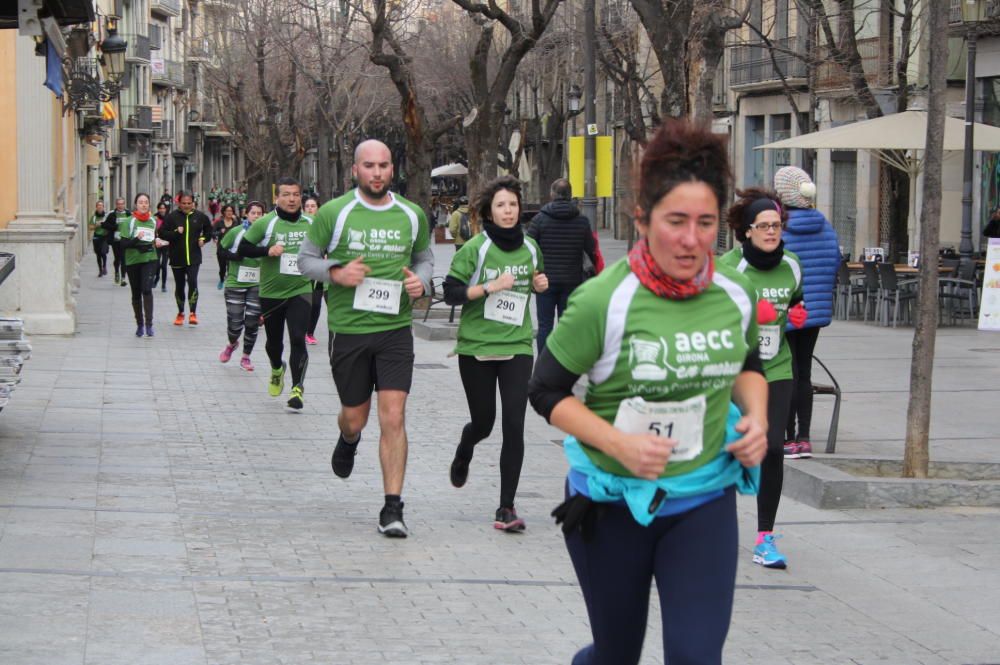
[484, 290, 528, 326]
[612, 394, 707, 463]
[353, 277, 401, 315]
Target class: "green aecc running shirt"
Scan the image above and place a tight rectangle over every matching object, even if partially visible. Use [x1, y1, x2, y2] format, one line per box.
[718, 247, 802, 383]
[546, 258, 758, 478]
[448, 233, 543, 357]
[307, 189, 430, 334]
[122, 217, 157, 266]
[221, 225, 262, 289]
[242, 212, 313, 299]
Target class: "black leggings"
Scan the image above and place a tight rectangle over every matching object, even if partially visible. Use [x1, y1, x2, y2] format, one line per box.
[92, 237, 108, 273]
[260, 294, 311, 387]
[217, 250, 228, 283]
[155, 248, 169, 288]
[111, 241, 125, 280]
[225, 286, 261, 354]
[456, 354, 533, 508]
[308, 282, 324, 336]
[125, 262, 156, 326]
[758, 379, 793, 533]
[785, 327, 821, 441]
[172, 264, 200, 314]
[566, 487, 737, 665]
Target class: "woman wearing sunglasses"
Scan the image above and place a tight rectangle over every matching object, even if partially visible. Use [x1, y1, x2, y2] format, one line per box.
[720, 188, 807, 570]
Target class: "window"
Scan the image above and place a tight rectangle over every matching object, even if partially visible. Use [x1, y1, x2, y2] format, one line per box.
[770, 113, 792, 181]
[745, 115, 766, 187]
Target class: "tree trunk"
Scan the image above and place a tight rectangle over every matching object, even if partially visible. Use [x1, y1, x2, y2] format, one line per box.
[903, 0, 948, 479]
[687, 3, 738, 122]
[464, 107, 500, 209]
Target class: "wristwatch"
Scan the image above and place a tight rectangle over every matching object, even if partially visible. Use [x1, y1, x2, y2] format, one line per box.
[483, 282, 491, 295]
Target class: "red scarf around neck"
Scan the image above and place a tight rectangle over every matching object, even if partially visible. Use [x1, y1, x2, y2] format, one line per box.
[628, 237, 714, 300]
[132, 210, 151, 222]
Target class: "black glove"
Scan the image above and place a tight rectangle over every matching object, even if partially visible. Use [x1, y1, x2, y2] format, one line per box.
[551, 493, 605, 542]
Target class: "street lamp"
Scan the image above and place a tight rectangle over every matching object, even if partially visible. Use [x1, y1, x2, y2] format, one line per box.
[567, 84, 582, 115]
[960, 0, 989, 267]
[100, 17, 127, 86]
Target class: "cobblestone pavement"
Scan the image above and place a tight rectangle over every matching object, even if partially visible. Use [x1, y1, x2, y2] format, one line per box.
[0, 238, 998, 664]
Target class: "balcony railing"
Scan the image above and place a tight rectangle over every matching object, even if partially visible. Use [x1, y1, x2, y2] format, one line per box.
[189, 99, 218, 126]
[123, 34, 151, 62]
[729, 37, 808, 88]
[153, 119, 175, 142]
[121, 104, 153, 132]
[151, 0, 182, 17]
[153, 58, 186, 87]
[148, 24, 162, 50]
[815, 37, 890, 90]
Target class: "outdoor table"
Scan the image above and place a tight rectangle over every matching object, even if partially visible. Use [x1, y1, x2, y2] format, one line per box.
[846, 262, 953, 274]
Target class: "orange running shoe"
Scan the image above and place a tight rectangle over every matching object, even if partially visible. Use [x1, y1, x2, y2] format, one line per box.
[173, 313, 185, 326]
[188, 313, 199, 325]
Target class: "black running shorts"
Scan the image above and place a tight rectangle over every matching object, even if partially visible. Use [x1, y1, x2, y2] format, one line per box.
[329, 326, 415, 406]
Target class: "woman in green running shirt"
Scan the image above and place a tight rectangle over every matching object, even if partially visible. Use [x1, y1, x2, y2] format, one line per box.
[528, 120, 768, 665]
[120, 193, 160, 337]
[720, 189, 807, 570]
[443, 175, 548, 532]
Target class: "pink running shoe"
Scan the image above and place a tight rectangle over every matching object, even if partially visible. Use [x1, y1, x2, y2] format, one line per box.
[240, 355, 254, 372]
[219, 343, 236, 363]
[782, 441, 801, 459]
[796, 439, 813, 458]
[305, 334, 318, 345]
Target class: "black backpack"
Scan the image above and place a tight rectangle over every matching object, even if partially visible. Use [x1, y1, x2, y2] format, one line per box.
[459, 213, 472, 241]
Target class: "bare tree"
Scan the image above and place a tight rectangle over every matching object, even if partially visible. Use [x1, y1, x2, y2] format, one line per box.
[903, 1, 947, 479]
[449, 0, 564, 198]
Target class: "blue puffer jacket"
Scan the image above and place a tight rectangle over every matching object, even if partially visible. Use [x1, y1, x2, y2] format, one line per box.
[783, 207, 840, 329]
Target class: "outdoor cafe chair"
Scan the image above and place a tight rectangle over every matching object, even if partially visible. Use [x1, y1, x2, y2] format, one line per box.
[861, 262, 881, 322]
[876, 262, 918, 327]
[419, 275, 457, 323]
[836, 260, 865, 320]
[938, 259, 979, 325]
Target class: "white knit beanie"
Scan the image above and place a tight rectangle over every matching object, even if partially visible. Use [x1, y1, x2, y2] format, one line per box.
[774, 166, 816, 209]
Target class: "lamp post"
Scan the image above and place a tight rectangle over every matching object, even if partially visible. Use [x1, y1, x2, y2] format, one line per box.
[581, 0, 598, 232]
[960, 0, 988, 267]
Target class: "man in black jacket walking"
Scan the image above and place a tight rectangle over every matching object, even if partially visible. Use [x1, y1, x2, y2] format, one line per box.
[157, 191, 213, 326]
[526, 179, 598, 353]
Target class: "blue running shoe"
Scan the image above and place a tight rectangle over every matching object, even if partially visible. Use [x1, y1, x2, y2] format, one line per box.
[753, 534, 788, 569]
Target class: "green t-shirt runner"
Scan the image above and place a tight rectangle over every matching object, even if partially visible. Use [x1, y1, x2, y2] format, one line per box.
[90, 213, 107, 238]
[545, 258, 758, 478]
[122, 217, 157, 266]
[307, 189, 430, 334]
[448, 234, 543, 357]
[112, 210, 130, 240]
[718, 247, 802, 383]
[220, 225, 262, 289]
[241, 211, 313, 299]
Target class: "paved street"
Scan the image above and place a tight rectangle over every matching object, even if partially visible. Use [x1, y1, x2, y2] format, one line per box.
[1, 236, 999, 664]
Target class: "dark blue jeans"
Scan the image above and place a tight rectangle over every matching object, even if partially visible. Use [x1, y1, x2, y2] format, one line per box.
[566, 487, 738, 665]
[535, 285, 572, 354]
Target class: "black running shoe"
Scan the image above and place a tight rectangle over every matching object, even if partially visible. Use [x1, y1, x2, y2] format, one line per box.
[494, 506, 526, 533]
[450, 451, 470, 488]
[331, 433, 359, 478]
[378, 500, 408, 538]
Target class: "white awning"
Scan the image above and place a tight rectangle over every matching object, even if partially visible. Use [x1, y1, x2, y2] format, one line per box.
[431, 163, 468, 177]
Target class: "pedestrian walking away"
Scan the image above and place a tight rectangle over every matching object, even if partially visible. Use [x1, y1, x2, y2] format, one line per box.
[158, 191, 212, 326]
[89, 200, 109, 277]
[153, 202, 170, 292]
[213, 204, 239, 289]
[303, 195, 323, 346]
[773, 166, 839, 459]
[527, 119, 768, 665]
[447, 195, 476, 251]
[721, 188, 807, 570]
[443, 175, 548, 532]
[526, 178, 599, 354]
[218, 201, 265, 372]
[238, 178, 313, 410]
[102, 197, 131, 287]
[299, 139, 433, 539]
[120, 193, 161, 337]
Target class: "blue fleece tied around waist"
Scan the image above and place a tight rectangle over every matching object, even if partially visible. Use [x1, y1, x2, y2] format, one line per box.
[563, 402, 761, 526]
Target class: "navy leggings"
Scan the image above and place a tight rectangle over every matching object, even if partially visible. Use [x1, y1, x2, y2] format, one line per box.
[565, 487, 738, 665]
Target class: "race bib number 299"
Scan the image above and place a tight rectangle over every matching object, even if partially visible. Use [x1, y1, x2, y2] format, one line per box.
[353, 277, 402, 315]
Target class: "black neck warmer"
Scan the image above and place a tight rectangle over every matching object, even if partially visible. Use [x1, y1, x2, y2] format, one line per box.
[742, 238, 784, 271]
[483, 220, 524, 252]
[275, 206, 302, 222]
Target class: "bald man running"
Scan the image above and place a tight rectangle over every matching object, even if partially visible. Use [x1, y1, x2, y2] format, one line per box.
[299, 140, 433, 538]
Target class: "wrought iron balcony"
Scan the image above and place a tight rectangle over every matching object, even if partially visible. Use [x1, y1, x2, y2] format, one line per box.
[730, 37, 808, 89]
[123, 33, 150, 62]
[121, 104, 153, 132]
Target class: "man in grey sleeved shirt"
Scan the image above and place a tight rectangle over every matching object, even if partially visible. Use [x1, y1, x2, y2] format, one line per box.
[297, 139, 435, 540]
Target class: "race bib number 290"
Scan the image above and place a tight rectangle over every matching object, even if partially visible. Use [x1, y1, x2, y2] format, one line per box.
[612, 394, 706, 463]
[484, 290, 528, 326]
